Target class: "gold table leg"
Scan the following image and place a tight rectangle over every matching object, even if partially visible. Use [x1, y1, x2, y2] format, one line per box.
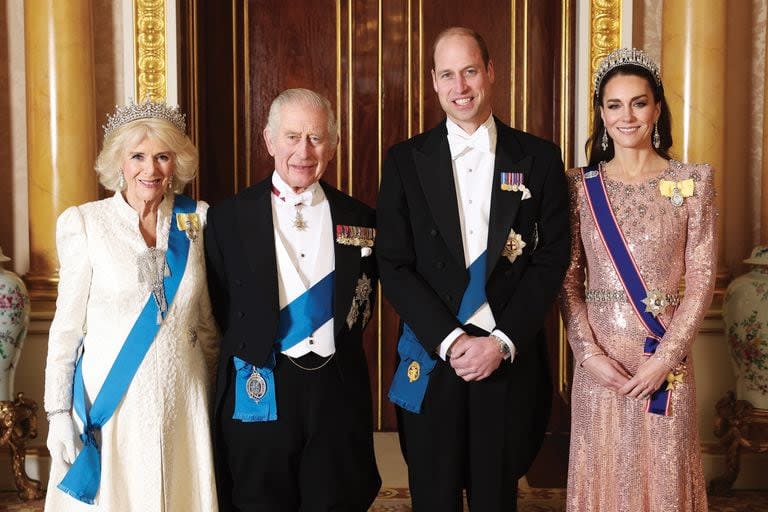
[0, 393, 45, 500]
[708, 391, 768, 496]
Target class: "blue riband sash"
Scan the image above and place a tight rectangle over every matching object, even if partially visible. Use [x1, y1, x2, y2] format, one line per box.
[232, 271, 334, 422]
[388, 252, 487, 413]
[276, 271, 334, 352]
[581, 167, 671, 415]
[59, 194, 196, 504]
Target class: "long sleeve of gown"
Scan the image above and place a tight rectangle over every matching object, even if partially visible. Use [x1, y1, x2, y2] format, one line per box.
[44, 206, 90, 412]
[653, 165, 717, 369]
[195, 202, 220, 389]
[559, 169, 605, 365]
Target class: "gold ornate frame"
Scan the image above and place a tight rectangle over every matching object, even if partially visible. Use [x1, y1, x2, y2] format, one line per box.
[135, 0, 167, 102]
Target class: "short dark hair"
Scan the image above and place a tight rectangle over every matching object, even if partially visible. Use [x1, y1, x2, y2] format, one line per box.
[431, 27, 490, 70]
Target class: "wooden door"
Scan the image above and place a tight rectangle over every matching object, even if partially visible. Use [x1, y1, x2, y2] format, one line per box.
[179, 0, 575, 487]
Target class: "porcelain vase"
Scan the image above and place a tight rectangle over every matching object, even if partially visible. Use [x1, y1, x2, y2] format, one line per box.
[0, 262, 30, 402]
[724, 263, 768, 409]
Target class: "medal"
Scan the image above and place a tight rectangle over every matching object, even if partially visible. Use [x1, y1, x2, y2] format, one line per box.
[670, 187, 684, 207]
[246, 367, 267, 402]
[346, 274, 373, 329]
[293, 205, 309, 231]
[335, 225, 376, 247]
[176, 212, 200, 241]
[659, 178, 694, 206]
[502, 229, 527, 263]
[407, 361, 421, 382]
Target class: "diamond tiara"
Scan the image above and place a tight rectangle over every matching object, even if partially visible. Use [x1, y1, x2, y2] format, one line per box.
[103, 99, 186, 138]
[593, 48, 661, 97]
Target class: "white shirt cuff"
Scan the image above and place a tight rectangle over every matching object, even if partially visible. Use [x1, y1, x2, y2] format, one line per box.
[491, 329, 516, 361]
[437, 328, 465, 360]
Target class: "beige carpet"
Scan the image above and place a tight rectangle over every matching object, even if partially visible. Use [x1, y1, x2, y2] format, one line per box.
[1, 434, 765, 511]
[2, 487, 767, 511]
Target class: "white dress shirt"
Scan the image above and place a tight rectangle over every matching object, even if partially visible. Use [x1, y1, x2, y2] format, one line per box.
[271, 172, 336, 357]
[436, 115, 516, 361]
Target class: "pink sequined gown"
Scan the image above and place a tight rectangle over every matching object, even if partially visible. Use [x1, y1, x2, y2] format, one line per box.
[560, 161, 716, 511]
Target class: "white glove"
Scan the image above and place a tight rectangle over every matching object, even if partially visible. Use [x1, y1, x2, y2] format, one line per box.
[46, 413, 79, 465]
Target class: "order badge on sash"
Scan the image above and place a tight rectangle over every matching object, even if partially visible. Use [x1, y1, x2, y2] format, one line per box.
[233, 354, 277, 422]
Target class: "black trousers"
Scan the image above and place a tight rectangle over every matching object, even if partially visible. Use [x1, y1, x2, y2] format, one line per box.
[220, 352, 381, 512]
[399, 326, 520, 512]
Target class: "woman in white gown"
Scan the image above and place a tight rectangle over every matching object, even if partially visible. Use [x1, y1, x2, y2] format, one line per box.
[43, 100, 219, 511]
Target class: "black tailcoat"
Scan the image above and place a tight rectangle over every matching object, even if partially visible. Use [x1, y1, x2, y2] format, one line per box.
[205, 178, 380, 510]
[377, 117, 570, 485]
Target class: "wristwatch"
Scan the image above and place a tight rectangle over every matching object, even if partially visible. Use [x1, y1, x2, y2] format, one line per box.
[491, 334, 511, 357]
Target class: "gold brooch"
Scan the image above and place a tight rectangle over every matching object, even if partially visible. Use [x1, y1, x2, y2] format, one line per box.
[176, 213, 200, 241]
[407, 361, 421, 382]
[665, 370, 685, 391]
[659, 179, 694, 207]
[502, 229, 526, 263]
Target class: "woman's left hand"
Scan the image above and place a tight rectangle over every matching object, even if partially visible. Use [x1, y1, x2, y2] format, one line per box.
[617, 356, 669, 399]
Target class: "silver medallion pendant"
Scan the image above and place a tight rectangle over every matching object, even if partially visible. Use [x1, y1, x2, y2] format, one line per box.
[246, 368, 267, 402]
[293, 205, 309, 231]
[670, 187, 684, 207]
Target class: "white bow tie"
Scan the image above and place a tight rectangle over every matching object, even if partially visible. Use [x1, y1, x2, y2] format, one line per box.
[447, 127, 491, 157]
[283, 190, 313, 207]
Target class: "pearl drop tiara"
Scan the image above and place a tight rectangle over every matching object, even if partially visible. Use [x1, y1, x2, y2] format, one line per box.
[593, 48, 662, 97]
[103, 99, 186, 138]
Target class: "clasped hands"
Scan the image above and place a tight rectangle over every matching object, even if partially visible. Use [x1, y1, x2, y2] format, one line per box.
[582, 353, 669, 399]
[47, 413, 80, 466]
[448, 333, 504, 382]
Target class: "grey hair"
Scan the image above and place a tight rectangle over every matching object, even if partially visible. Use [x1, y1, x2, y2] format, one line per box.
[265, 88, 338, 146]
[94, 117, 199, 193]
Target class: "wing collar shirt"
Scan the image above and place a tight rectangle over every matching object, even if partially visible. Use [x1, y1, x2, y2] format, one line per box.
[437, 114, 515, 361]
[271, 171, 335, 357]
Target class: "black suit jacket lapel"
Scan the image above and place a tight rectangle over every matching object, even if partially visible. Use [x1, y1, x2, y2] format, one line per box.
[323, 183, 361, 338]
[487, 119, 532, 279]
[236, 180, 279, 312]
[413, 122, 465, 266]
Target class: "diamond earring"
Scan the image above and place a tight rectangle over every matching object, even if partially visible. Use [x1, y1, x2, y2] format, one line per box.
[653, 122, 661, 149]
[118, 170, 126, 190]
[601, 129, 609, 152]
[167, 175, 174, 191]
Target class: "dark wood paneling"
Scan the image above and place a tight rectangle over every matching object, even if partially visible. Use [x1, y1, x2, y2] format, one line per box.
[247, 1, 340, 189]
[418, 1, 512, 130]
[184, 0, 573, 486]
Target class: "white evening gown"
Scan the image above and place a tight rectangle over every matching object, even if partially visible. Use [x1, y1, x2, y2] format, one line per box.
[44, 192, 219, 511]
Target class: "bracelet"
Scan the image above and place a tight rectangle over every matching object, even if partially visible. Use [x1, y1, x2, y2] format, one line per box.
[45, 408, 70, 420]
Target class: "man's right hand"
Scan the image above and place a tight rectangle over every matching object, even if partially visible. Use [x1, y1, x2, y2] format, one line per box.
[46, 413, 79, 466]
[448, 334, 504, 382]
[582, 354, 631, 391]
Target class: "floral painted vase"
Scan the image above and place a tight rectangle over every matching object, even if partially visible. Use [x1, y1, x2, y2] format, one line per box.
[0, 247, 30, 402]
[723, 246, 768, 409]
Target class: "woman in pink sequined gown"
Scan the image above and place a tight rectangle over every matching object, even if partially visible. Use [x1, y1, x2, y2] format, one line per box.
[560, 49, 715, 511]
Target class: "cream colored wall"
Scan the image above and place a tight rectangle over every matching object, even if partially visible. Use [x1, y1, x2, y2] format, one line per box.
[0, 0, 124, 490]
[634, 0, 768, 489]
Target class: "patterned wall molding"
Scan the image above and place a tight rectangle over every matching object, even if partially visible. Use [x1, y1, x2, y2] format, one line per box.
[135, 0, 167, 101]
[589, 0, 621, 122]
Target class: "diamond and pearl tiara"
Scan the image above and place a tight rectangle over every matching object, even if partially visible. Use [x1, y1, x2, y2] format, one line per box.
[102, 99, 186, 138]
[593, 48, 662, 97]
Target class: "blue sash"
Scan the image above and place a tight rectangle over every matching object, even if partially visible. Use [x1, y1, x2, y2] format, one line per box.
[58, 194, 196, 504]
[388, 252, 487, 413]
[581, 167, 671, 415]
[232, 271, 334, 422]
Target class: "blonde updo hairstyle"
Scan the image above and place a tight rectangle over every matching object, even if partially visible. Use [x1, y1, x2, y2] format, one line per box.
[94, 117, 199, 193]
